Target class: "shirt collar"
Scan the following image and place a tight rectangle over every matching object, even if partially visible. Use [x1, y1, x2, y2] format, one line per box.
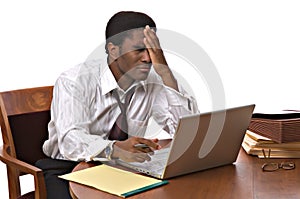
[100, 64, 147, 96]
[100, 64, 118, 95]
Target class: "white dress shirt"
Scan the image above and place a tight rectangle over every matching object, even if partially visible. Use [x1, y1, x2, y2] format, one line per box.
[43, 59, 199, 161]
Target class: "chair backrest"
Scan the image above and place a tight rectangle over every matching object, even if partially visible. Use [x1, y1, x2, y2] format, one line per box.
[0, 86, 53, 165]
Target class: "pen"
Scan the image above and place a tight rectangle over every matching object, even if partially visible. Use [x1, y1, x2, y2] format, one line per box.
[134, 143, 150, 149]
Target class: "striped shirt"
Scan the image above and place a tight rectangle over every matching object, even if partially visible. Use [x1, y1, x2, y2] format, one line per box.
[43, 59, 198, 161]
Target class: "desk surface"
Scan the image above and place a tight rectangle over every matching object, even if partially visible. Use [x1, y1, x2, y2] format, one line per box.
[70, 149, 300, 199]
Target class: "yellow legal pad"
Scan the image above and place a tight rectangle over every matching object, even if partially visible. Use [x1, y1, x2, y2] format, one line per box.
[59, 164, 168, 198]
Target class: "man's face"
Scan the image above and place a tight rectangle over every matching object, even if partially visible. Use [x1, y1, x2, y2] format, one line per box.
[116, 29, 152, 82]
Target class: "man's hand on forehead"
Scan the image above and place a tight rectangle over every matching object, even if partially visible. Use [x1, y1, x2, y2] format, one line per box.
[143, 25, 167, 71]
[143, 25, 179, 91]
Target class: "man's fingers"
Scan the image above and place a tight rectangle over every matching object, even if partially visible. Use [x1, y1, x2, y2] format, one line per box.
[144, 25, 160, 50]
[137, 147, 154, 155]
[135, 138, 157, 149]
[144, 25, 156, 40]
[133, 153, 151, 162]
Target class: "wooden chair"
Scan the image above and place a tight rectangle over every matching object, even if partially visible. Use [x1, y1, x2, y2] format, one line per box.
[0, 86, 53, 199]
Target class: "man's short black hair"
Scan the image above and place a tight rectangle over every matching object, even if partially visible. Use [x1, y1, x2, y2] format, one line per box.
[105, 11, 156, 53]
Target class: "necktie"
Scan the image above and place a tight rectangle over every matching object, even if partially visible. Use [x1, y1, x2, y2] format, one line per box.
[108, 88, 135, 141]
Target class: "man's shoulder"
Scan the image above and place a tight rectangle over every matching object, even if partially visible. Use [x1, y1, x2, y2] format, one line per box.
[54, 59, 107, 93]
[59, 59, 104, 81]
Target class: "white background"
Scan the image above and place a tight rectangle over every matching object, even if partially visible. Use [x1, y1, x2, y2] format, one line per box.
[1, 0, 300, 197]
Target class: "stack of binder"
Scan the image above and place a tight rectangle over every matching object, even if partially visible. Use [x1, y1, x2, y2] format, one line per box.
[248, 112, 300, 143]
[242, 111, 300, 158]
[242, 130, 300, 158]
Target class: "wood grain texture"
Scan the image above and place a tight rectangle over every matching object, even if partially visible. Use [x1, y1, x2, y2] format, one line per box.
[0, 86, 53, 199]
[70, 149, 300, 199]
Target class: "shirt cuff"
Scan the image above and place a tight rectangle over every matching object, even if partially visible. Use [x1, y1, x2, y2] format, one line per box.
[88, 139, 114, 161]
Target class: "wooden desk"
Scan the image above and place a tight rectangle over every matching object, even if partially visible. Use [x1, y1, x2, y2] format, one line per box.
[70, 149, 300, 199]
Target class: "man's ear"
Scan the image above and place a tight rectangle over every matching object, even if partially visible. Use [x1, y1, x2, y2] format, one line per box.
[107, 42, 120, 61]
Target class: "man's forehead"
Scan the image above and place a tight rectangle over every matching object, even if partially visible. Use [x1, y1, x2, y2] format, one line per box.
[128, 29, 144, 39]
[124, 29, 145, 45]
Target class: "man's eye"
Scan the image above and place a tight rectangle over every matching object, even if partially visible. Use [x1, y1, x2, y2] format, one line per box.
[136, 48, 145, 51]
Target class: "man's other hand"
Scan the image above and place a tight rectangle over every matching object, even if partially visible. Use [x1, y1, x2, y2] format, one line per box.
[113, 137, 162, 162]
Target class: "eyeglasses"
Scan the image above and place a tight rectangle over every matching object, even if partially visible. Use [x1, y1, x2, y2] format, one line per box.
[261, 149, 295, 172]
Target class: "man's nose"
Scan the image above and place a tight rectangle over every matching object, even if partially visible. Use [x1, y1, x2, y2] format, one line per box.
[141, 50, 151, 63]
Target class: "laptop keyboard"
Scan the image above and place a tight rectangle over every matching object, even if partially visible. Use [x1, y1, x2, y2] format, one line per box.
[117, 147, 170, 177]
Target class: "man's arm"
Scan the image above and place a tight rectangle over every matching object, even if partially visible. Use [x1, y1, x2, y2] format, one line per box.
[143, 25, 199, 136]
[48, 77, 111, 161]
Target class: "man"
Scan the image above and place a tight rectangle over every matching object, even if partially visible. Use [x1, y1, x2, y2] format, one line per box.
[38, 11, 198, 198]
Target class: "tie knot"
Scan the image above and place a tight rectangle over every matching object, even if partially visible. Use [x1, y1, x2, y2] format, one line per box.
[113, 87, 135, 104]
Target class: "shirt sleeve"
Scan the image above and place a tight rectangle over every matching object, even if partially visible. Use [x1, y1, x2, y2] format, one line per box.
[45, 77, 111, 161]
[152, 83, 199, 137]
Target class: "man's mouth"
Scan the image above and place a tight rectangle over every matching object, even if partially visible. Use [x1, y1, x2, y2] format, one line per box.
[137, 64, 151, 73]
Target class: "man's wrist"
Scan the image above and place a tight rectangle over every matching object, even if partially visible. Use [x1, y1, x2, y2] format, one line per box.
[160, 72, 178, 91]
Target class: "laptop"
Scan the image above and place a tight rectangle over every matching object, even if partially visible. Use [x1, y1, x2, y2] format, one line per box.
[116, 104, 255, 179]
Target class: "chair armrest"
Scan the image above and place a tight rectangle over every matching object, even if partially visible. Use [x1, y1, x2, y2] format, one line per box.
[0, 144, 47, 199]
[0, 144, 42, 174]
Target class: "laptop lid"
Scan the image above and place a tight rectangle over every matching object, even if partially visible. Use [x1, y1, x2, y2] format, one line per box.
[162, 104, 255, 179]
